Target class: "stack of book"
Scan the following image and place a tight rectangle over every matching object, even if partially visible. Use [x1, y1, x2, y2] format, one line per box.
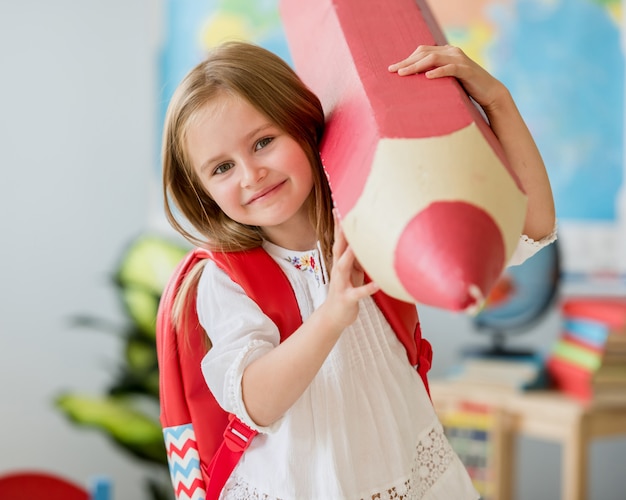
[447, 350, 548, 392]
[546, 297, 626, 405]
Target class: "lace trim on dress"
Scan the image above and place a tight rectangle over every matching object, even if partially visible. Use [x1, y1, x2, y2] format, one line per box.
[362, 424, 456, 500]
[520, 220, 558, 247]
[409, 425, 457, 498]
[222, 424, 455, 500]
[222, 484, 283, 500]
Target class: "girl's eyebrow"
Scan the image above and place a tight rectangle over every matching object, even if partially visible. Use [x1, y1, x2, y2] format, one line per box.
[199, 122, 275, 173]
[245, 123, 275, 141]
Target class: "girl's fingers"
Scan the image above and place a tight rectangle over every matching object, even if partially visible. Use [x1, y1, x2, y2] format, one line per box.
[388, 44, 500, 107]
[388, 45, 438, 72]
[331, 210, 379, 298]
[334, 245, 358, 281]
[336, 248, 379, 297]
[334, 243, 355, 274]
[342, 282, 380, 306]
[388, 45, 467, 77]
[361, 280, 381, 297]
[332, 210, 348, 260]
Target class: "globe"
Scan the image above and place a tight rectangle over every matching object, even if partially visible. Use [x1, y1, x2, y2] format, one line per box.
[471, 239, 561, 356]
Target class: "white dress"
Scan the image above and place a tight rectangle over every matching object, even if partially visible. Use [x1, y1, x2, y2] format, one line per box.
[197, 230, 557, 500]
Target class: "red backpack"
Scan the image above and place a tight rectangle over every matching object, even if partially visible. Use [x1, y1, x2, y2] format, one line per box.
[156, 246, 432, 500]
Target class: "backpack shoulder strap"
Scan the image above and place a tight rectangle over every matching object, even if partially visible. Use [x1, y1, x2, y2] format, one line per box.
[157, 246, 301, 500]
[209, 248, 302, 341]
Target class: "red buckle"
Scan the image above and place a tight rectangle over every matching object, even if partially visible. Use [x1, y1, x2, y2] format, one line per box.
[223, 415, 257, 453]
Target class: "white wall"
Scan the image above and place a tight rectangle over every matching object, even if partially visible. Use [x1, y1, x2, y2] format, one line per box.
[0, 1, 164, 498]
[0, 1, 624, 499]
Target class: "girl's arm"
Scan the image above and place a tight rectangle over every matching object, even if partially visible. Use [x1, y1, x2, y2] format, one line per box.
[388, 45, 556, 241]
[240, 223, 379, 427]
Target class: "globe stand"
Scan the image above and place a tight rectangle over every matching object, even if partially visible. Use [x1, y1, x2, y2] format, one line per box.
[463, 329, 536, 359]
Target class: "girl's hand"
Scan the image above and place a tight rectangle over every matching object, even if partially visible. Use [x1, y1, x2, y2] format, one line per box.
[388, 44, 508, 114]
[322, 213, 379, 331]
[389, 44, 556, 242]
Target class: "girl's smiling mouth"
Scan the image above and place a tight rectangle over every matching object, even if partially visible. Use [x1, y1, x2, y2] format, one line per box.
[245, 180, 287, 205]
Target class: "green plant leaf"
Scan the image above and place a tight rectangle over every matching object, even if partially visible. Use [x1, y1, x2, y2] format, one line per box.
[121, 287, 160, 339]
[116, 235, 188, 295]
[126, 336, 158, 372]
[110, 362, 160, 399]
[55, 393, 167, 465]
[114, 235, 188, 338]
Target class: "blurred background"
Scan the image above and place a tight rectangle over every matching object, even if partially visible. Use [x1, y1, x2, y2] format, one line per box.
[1, 0, 624, 499]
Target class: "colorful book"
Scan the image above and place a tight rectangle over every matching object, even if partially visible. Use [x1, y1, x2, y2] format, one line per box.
[562, 318, 613, 348]
[547, 297, 626, 404]
[562, 298, 626, 330]
[551, 338, 601, 372]
[546, 356, 593, 401]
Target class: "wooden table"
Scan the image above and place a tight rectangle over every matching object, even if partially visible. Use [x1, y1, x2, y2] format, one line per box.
[430, 380, 626, 500]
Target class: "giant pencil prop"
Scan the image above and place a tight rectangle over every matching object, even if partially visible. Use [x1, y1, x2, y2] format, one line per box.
[279, 0, 528, 311]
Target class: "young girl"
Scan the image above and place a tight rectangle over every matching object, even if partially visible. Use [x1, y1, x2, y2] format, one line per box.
[162, 41, 556, 499]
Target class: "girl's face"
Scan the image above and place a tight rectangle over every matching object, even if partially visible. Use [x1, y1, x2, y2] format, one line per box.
[186, 93, 316, 250]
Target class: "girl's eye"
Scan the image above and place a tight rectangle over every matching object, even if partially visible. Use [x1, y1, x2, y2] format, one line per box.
[214, 162, 234, 175]
[255, 137, 274, 151]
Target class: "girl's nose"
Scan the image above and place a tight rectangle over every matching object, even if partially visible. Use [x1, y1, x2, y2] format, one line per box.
[240, 160, 267, 187]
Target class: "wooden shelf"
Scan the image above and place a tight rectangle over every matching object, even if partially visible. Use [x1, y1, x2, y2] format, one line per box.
[431, 380, 626, 500]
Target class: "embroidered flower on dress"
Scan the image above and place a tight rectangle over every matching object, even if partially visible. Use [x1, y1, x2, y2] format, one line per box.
[286, 253, 315, 272]
[285, 252, 324, 286]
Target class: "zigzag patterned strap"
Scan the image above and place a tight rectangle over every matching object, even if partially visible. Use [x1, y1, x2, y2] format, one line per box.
[164, 424, 205, 500]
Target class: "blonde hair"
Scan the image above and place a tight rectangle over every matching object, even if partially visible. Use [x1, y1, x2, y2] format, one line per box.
[162, 41, 334, 265]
